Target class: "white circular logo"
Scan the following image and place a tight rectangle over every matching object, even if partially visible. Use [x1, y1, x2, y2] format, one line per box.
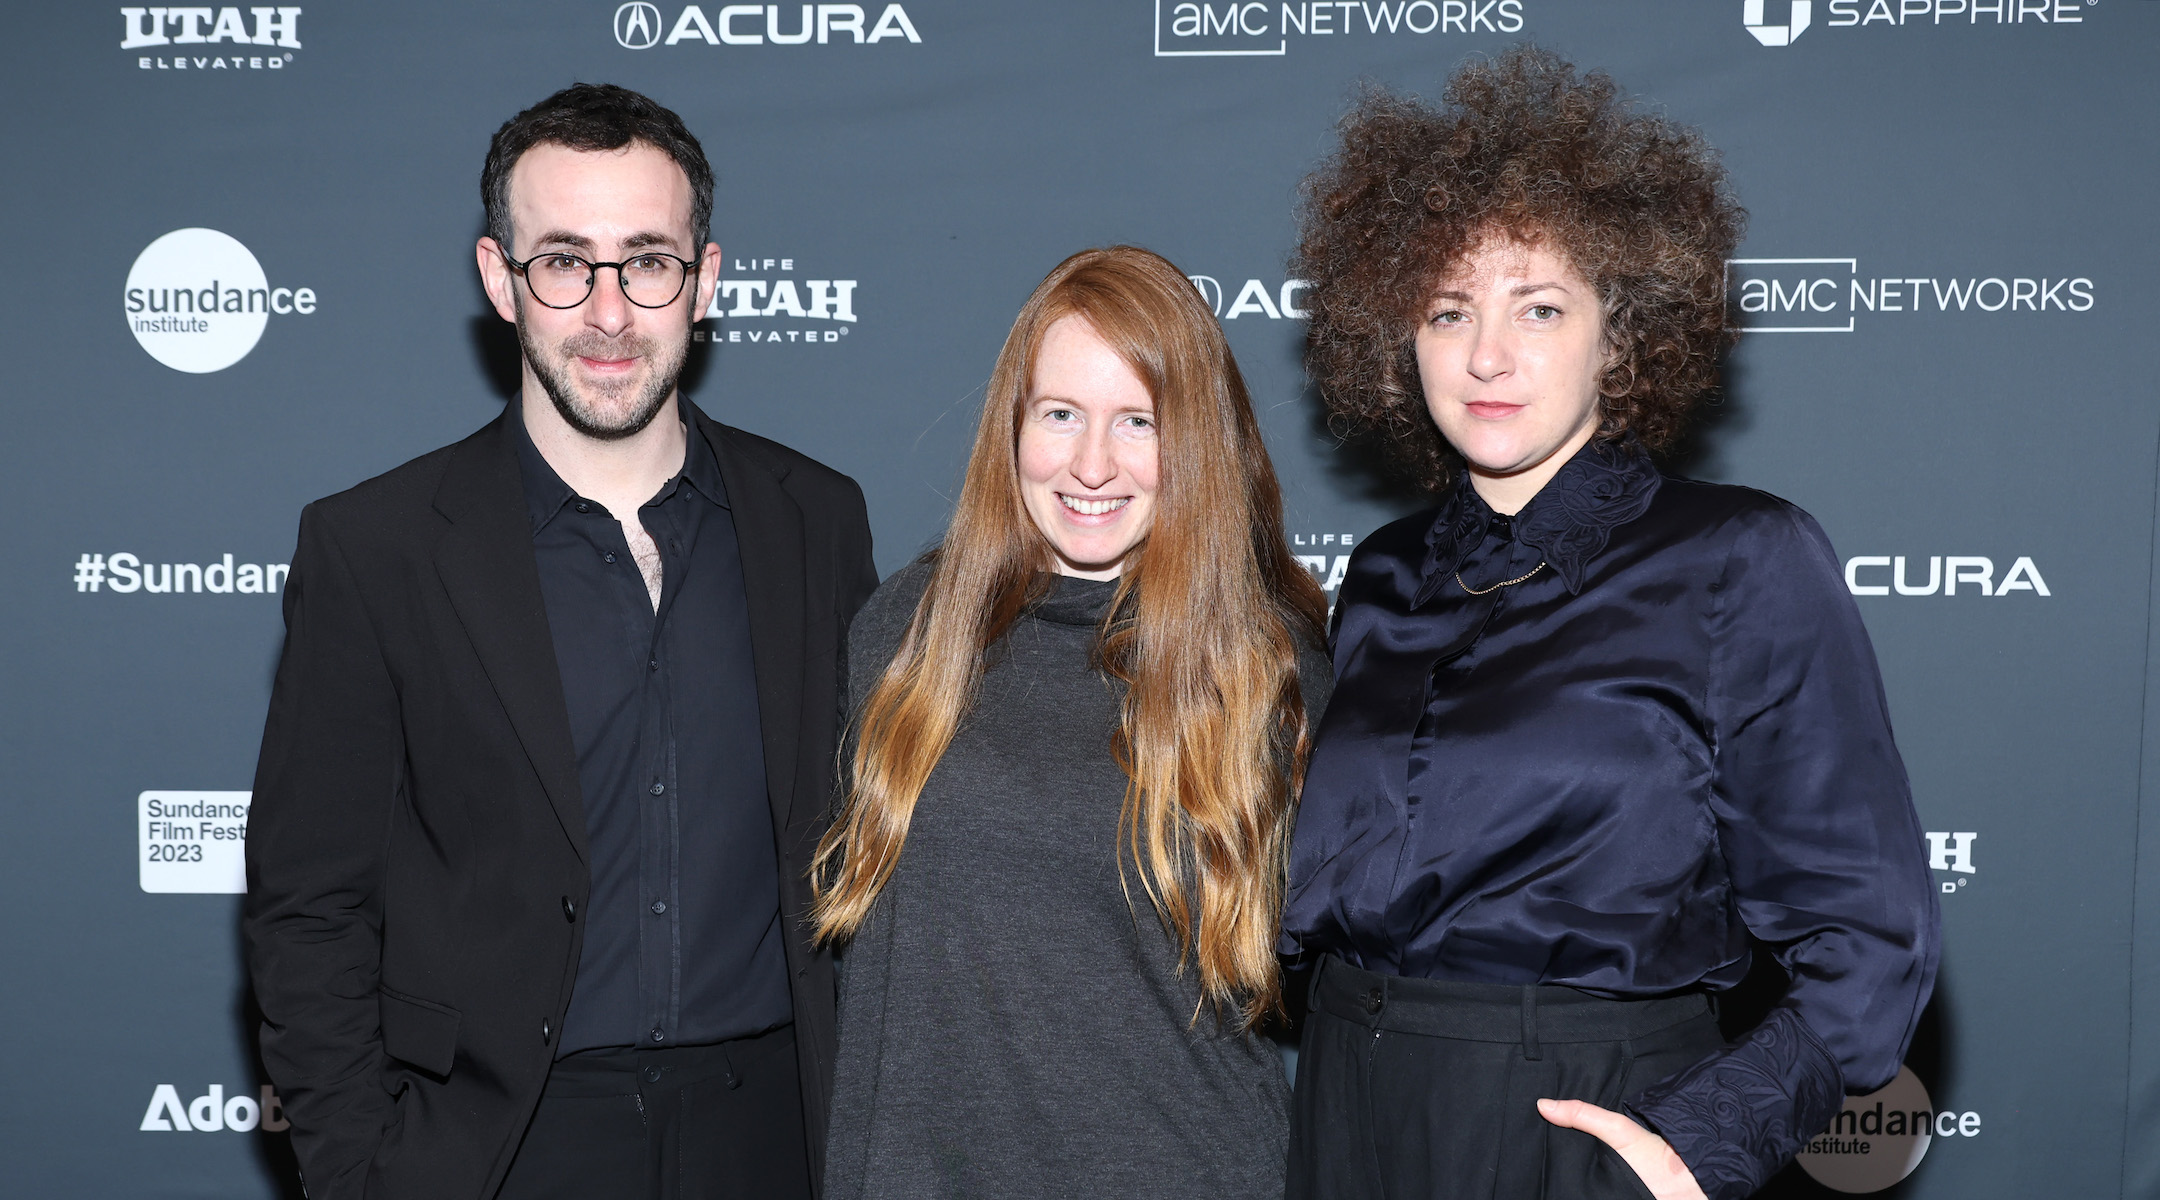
[1795, 1065, 1933, 1192]
[615, 2, 662, 48]
[124, 229, 269, 374]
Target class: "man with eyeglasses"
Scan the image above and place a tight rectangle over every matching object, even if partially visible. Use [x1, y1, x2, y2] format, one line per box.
[244, 83, 876, 1200]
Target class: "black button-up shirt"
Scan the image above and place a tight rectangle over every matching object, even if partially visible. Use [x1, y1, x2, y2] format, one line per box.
[515, 398, 792, 1055]
[1282, 438, 1939, 1200]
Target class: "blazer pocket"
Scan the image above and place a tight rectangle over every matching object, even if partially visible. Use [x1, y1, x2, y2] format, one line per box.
[379, 985, 461, 1078]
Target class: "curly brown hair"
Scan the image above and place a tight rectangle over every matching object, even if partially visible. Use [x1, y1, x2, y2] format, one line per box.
[1294, 46, 1745, 489]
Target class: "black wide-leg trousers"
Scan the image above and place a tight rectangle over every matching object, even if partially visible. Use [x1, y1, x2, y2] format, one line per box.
[496, 1024, 813, 1200]
[1287, 956, 1723, 1200]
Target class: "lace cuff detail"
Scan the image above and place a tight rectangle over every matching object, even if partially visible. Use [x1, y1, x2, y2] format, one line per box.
[1626, 1007, 1845, 1200]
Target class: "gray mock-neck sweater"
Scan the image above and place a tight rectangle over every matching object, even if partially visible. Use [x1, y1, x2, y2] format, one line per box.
[823, 564, 1331, 1200]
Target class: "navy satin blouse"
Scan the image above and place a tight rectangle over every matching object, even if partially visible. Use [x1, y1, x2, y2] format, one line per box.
[1281, 439, 1940, 1199]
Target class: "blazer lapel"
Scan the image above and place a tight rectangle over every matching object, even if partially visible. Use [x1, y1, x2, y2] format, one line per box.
[431, 414, 589, 864]
[705, 416, 805, 832]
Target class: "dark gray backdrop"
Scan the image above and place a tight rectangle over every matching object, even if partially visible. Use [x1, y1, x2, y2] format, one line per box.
[4, 2, 2156, 1196]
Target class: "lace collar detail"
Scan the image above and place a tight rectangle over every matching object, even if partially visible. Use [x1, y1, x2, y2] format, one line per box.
[1419, 438, 1662, 599]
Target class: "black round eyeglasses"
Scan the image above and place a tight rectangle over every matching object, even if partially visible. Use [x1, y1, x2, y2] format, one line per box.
[501, 249, 699, 310]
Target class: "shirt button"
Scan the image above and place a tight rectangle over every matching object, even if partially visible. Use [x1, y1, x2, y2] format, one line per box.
[574, 502, 591, 514]
[650, 1029, 665, 1044]
[541, 1018, 552, 1044]
[604, 553, 617, 564]
[649, 782, 666, 796]
[650, 900, 667, 915]
[561, 896, 576, 922]
[648, 659, 659, 672]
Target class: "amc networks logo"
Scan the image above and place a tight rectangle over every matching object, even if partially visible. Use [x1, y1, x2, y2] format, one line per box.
[1728, 259, 2093, 333]
[1154, 0, 1525, 57]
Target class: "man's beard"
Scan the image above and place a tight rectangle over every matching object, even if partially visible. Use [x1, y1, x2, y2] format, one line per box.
[517, 302, 688, 441]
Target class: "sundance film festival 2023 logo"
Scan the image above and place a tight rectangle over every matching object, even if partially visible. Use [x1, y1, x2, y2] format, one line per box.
[694, 255, 858, 346]
[614, 3, 921, 48]
[121, 7, 301, 70]
[140, 792, 250, 893]
[124, 229, 315, 372]
[1728, 259, 2092, 333]
[1742, 0, 2098, 46]
[1154, 0, 1524, 56]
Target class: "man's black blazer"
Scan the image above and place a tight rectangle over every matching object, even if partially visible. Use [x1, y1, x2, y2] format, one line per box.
[243, 407, 877, 1200]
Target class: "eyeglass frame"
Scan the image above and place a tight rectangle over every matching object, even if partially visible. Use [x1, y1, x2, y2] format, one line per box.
[497, 246, 703, 310]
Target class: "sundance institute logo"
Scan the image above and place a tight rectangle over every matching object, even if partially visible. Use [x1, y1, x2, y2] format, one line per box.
[123, 229, 315, 373]
[1796, 1066, 1930, 1190]
[1795, 1065, 1985, 1192]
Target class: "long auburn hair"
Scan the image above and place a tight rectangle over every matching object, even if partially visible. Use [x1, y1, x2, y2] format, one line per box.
[812, 246, 1329, 1027]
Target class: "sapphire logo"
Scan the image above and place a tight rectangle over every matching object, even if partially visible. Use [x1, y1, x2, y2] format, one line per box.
[1744, 0, 1812, 45]
[1744, 0, 2094, 43]
[616, 2, 664, 47]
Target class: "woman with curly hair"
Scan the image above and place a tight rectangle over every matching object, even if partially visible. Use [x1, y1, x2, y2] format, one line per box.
[815, 246, 1331, 1199]
[1278, 48, 1939, 1200]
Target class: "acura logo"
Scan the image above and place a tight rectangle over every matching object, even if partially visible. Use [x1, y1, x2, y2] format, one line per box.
[615, 2, 662, 49]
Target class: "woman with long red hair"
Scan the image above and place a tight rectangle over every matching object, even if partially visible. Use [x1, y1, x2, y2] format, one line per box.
[813, 245, 1330, 1199]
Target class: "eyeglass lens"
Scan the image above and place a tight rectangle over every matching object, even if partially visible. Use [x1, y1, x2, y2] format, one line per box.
[524, 253, 689, 309]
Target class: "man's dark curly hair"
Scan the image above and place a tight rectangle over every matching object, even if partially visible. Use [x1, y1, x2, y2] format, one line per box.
[1294, 47, 1745, 489]
[483, 83, 715, 253]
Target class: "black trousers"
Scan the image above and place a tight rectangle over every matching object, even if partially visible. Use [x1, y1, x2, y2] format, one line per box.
[1286, 956, 1723, 1200]
[496, 1024, 813, 1200]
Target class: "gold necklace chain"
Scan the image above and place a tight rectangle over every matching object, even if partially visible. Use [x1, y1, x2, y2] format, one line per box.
[1455, 561, 1546, 596]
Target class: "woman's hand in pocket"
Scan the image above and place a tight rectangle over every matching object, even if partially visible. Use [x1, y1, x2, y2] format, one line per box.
[1536, 1098, 1706, 1200]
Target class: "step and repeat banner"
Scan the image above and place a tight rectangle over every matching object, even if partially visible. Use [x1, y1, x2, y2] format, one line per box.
[3, 2, 2157, 1196]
